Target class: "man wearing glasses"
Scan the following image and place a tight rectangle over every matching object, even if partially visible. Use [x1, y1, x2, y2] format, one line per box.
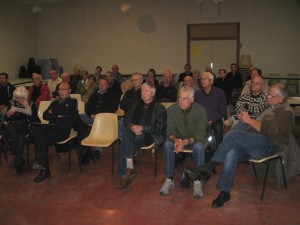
[159, 86, 207, 199]
[226, 76, 269, 130]
[184, 83, 294, 208]
[33, 82, 78, 183]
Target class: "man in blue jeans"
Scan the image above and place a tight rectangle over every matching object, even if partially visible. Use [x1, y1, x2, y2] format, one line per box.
[159, 85, 207, 199]
[117, 83, 166, 189]
[184, 83, 295, 208]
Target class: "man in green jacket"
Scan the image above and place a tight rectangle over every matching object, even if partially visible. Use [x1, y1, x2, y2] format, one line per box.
[159, 85, 207, 199]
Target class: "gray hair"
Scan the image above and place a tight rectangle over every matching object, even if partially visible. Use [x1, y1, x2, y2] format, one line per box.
[141, 82, 156, 94]
[202, 72, 214, 81]
[270, 83, 289, 101]
[131, 72, 143, 80]
[178, 85, 195, 99]
[192, 69, 201, 75]
[13, 86, 29, 100]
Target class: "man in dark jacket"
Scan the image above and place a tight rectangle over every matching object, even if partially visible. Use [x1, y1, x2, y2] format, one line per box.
[117, 83, 167, 189]
[0, 72, 15, 122]
[33, 82, 78, 183]
[81, 78, 118, 125]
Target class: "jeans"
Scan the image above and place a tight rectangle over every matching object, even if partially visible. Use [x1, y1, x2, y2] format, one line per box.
[118, 118, 124, 142]
[211, 130, 277, 192]
[117, 130, 151, 176]
[79, 114, 93, 125]
[163, 140, 205, 177]
[230, 121, 247, 131]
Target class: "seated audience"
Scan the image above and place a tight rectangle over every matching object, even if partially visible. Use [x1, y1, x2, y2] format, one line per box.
[5, 86, 38, 175]
[178, 63, 192, 83]
[120, 73, 143, 114]
[159, 86, 207, 199]
[195, 72, 227, 148]
[28, 73, 51, 107]
[47, 70, 62, 99]
[112, 64, 125, 84]
[192, 69, 201, 89]
[70, 68, 82, 93]
[118, 73, 143, 142]
[81, 78, 118, 125]
[143, 68, 159, 89]
[105, 70, 122, 103]
[0, 72, 15, 122]
[76, 70, 89, 94]
[117, 83, 167, 189]
[93, 66, 103, 81]
[224, 76, 269, 128]
[241, 68, 269, 95]
[183, 74, 200, 91]
[80, 75, 96, 104]
[156, 70, 177, 103]
[214, 69, 232, 104]
[33, 82, 78, 183]
[184, 83, 294, 208]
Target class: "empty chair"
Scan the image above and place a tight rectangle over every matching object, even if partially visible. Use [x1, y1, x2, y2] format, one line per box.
[81, 113, 118, 176]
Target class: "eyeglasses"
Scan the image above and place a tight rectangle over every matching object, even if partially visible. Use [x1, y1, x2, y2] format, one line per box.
[178, 97, 192, 102]
[58, 88, 69, 91]
[251, 82, 264, 86]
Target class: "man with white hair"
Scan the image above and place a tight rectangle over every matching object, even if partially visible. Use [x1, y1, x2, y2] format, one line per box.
[117, 83, 167, 189]
[47, 69, 62, 99]
[195, 72, 227, 148]
[159, 86, 207, 199]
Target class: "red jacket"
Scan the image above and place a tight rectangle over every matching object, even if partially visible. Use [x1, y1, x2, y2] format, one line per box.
[28, 84, 51, 105]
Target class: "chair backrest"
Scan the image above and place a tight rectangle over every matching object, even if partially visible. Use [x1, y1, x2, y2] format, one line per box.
[38, 101, 52, 124]
[161, 102, 176, 109]
[77, 100, 85, 115]
[89, 113, 118, 141]
[70, 94, 82, 101]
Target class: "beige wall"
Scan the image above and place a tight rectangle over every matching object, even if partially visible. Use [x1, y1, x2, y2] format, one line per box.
[0, 1, 37, 78]
[1, 0, 300, 78]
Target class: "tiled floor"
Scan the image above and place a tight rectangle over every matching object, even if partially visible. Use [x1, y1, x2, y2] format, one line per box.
[1, 131, 300, 225]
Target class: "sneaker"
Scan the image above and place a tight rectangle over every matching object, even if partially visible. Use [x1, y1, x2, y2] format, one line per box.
[223, 118, 233, 127]
[159, 178, 175, 195]
[193, 180, 204, 199]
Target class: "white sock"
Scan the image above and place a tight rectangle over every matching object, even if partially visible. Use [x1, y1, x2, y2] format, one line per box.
[126, 158, 133, 169]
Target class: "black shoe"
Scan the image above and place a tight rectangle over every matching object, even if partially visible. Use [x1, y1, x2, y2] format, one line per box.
[15, 158, 25, 175]
[15, 166, 23, 175]
[184, 167, 211, 181]
[212, 191, 230, 208]
[34, 170, 51, 183]
[94, 150, 100, 160]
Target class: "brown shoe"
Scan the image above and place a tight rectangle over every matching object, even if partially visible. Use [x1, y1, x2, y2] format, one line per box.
[117, 177, 132, 189]
[124, 168, 137, 178]
[117, 168, 137, 189]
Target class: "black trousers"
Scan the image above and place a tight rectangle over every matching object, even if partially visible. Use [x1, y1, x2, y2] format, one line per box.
[210, 119, 224, 148]
[34, 125, 70, 170]
[7, 123, 27, 167]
